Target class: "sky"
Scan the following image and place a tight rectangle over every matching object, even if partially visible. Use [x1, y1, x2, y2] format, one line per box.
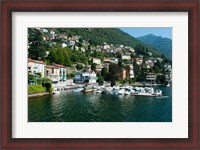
[120, 28, 172, 39]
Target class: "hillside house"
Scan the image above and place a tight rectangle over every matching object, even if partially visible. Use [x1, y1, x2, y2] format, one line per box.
[91, 58, 102, 65]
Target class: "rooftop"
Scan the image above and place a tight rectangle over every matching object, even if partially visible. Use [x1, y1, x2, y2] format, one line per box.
[28, 58, 45, 64]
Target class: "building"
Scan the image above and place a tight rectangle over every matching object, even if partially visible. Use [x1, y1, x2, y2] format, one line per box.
[45, 65, 60, 83]
[88, 71, 98, 83]
[62, 43, 67, 48]
[96, 65, 103, 72]
[54, 64, 67, 81]
[74, 72, 84, 84]
[128, 64, 134, 79]
[120, 69, 127, 80]
[165, 72, 172, 82]
[91, 58, 101, 65]
[28, 59, 45, 77]
[103, 58, 112, 63]
[74, 72, 98, 84]
[164, 64, 172, 70]
[146, 73, 156, 83]
[145, 60, 154, 68]
[122, 55, 131, 60]
[102, 63, 110, 70]
[135, 58, 143, 65]
[85, 65, 91, 72]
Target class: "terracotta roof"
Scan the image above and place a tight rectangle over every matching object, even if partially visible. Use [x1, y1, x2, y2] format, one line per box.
[28, 58, 45, 64]
[46, 65, 59, 69]
[54, 64, 66, 68]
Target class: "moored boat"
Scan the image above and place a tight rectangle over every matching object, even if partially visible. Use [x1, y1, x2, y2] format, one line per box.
[118, 89, 125, 95]
[73, 88, 84, 92]
[53, 91, 60, 94]
[84, 84, 94, 93]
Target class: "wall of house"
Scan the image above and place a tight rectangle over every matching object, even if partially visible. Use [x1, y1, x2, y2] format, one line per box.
[28, 62, 45, 77]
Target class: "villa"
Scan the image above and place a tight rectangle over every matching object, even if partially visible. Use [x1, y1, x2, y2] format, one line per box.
[45, 65, 60, 83]
[54, 64, 67, 81]
[28, 59, 45, 77]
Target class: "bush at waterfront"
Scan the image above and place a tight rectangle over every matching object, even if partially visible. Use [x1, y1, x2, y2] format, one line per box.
[36, 77, 52, 92]
[28, 85, 46, 94]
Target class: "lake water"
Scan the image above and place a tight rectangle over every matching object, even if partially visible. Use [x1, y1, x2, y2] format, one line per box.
[28, 87, 172, 122]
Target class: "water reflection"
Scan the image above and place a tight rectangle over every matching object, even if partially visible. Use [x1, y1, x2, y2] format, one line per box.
[28, 87, 172, 122]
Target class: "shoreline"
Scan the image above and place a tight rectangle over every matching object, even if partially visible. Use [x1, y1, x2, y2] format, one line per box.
[28, 92, 50, 98]
[28, 84, 170, 98]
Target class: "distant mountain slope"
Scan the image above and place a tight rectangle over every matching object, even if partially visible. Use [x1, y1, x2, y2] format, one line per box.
[54, 28, 162, 56]
[137, 34, 172, 59]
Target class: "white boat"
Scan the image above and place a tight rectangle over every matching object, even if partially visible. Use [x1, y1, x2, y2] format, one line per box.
[166, 84, 170, 87]
[118, 89, 125, 95]
[153, 89, 162, 96]
[113, 86, 120, 90]
[132, 87, 162, 97]
[73, 88, 84, 92]
[96, 90, 103, 94]
[53, 91, 60, 94]
[124, 89, 132, 95]
[104, 87, 113, 93]
[84, 84, 94, 93]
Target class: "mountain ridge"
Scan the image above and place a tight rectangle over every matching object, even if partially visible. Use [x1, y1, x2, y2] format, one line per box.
[137, 34, 172, 59]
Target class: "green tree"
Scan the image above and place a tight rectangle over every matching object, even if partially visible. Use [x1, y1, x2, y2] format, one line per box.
[37, 77, 52, 93]
[56, 48, 65, 64]
[76, 64, 83, 70]
[28, 28, 48, 60]
[91, 63, 97, 71]
[48, 50, 58, 63]
[97, 75, 104, 85]
[108, 63, 121, 83]
[118, 59, 123, 68]
[70, 54, 77, 62]
[156, 75, 166, 84]
[101, 68, 108, 80]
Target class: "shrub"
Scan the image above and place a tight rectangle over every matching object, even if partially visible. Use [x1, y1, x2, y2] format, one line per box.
[76, 64, 83, 70]
[36, 77, 52, 92]
[28, 85, 46, 94]
[28, 74, 34, 81]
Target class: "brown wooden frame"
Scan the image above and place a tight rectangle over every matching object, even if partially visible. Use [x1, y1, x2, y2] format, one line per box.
[0, 0, 199, 149]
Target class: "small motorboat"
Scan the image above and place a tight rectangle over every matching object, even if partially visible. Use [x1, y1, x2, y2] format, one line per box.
[53, 90, 60, 94]
[124, 89, 132, 95]
[118, 89, 125, 95]
[96, 90, 103, 94]
[73, 88, 84, 92]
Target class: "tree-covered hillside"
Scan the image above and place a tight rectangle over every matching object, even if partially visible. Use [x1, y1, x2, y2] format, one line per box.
[55, 28, 161, 56]
[137, 34, 172, 59]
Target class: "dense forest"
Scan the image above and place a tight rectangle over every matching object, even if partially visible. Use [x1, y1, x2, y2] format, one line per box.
[137, 34, 172, 59]
[55, 28, 162, 55]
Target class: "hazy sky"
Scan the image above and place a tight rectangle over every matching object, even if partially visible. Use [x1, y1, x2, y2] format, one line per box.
[120, 28, 172, 39]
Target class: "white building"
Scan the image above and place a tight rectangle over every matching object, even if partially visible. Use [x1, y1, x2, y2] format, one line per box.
[164, 64, 172, 69]
[122, 55, 131, 60]
[129, 64, 134, 79]
[89, 71, 98, 83]
[91, 58, 101, 65]
[103, 44, 110, 49]
[28, 59, 45, 77]
[62, 43, 67, 48]
[54, 64, 67, 81]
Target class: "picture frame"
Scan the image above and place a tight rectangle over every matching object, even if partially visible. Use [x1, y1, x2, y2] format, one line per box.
[0, 0, 199, 149]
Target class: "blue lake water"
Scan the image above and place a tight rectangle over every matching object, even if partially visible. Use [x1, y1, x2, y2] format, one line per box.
[28, 87, 172, 122]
